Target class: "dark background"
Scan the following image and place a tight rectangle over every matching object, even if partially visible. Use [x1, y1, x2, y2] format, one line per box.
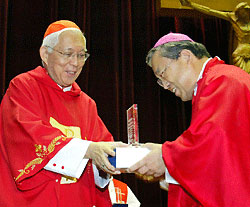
[0, 0, 231, 206]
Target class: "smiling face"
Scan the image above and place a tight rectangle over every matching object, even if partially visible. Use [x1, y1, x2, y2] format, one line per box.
[151, 50, 198, 101]
[41, 30, 86, 87]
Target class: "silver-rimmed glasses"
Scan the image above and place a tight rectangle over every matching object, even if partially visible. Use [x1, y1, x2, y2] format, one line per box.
[156, 59, 173, 89]
[157, 79, 176, 93]
[157, 79, 169, 89]
[46, 46, 90, 62]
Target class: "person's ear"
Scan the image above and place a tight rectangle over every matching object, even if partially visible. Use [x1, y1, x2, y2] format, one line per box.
[40, 46, 49, 65]
[179, 49, 192, 63]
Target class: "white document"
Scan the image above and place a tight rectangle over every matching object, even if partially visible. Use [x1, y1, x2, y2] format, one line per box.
[115, 146, 150, 169]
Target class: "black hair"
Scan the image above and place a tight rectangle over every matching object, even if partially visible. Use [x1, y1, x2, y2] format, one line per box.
[146, 40, 211, 67]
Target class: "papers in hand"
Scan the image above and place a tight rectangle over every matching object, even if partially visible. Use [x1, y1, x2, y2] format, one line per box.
[109, 146, 150, 169]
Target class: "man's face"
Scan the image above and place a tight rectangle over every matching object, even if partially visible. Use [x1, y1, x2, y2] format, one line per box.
[46, 30, 86, 87]
[151, 50, 196, 101]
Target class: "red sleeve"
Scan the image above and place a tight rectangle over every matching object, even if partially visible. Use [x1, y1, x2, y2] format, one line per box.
[162, 70, 250, 206]
[1, 77, 71, 187]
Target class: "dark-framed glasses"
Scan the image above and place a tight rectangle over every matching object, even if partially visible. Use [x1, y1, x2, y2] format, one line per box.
[46, 46, 90, 62]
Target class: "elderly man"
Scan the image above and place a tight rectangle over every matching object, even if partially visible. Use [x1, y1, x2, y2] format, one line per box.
[130, 33, 250, 206]
[0, 20, 122, 207]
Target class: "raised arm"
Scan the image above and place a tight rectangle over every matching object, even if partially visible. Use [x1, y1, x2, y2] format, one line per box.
[180, 0, 230, 21]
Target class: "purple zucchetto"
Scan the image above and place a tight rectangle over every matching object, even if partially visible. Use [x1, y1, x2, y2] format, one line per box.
[153, 32, 194, 48]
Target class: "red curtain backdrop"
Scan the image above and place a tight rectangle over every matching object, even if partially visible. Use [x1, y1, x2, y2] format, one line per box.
[0, 1, 230, 206]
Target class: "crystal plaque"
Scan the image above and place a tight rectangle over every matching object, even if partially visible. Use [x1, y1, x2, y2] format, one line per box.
[126, 104, 139, 144]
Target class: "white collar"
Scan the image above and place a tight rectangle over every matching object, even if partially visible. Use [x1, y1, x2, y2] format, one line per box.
[193, 57, 212, 96]
[57, 84, 72, 92]
[193, 56, 221, 96]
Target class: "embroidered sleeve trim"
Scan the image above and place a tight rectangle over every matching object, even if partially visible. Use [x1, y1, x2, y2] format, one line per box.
[15, 135, 68, 181]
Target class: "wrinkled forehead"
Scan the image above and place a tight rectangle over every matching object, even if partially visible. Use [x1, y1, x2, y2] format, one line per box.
[57, 30, 86, 49]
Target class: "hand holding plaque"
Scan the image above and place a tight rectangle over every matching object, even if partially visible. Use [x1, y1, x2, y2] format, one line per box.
[129, 143, 166, 183]
[108, 104, 150, 170]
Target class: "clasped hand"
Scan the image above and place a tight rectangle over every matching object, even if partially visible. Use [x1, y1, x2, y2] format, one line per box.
[128, 143, 165, 178]
[85, 141, 127, 175]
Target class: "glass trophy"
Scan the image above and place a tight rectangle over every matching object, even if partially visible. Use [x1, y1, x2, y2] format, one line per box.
[108, 104, 150, 169]
[126, 104, 139, 144]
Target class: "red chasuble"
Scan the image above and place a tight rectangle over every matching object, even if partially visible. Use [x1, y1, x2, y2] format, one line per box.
[0, 67, 113, 206]
[162, 58, 250, 207]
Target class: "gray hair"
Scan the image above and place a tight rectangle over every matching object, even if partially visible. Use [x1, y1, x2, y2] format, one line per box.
[41, 28, 87, 53]
[146, 40, 210, 67]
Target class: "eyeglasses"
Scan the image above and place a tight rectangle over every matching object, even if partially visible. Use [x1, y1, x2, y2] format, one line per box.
[157, 79, 170, 89]
[156, 60, 173, 88]
[46, 46, 90, 62]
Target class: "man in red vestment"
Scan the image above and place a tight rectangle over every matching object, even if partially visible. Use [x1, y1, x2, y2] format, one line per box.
[0, 20, 124, 207]
[129, 33, 250, 206]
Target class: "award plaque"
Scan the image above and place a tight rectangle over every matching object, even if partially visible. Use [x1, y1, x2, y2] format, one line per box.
[108, 104, 150, 169]
[126, 104, 139, 144]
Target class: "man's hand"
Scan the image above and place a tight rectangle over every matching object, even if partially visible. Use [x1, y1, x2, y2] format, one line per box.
[180, 0, 191, 7]
[85, 141, 127, 175]
[128, 143, 165, 178]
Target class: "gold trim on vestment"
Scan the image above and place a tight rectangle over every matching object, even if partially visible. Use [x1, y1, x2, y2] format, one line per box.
[15, 135, 67, 181]
[15, 117, 83, 184]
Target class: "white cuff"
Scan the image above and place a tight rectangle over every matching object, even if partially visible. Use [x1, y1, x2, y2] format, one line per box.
[165, 167, 179, 184]
[44, 138, 91, 178]
[93, 163, 111, 188]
